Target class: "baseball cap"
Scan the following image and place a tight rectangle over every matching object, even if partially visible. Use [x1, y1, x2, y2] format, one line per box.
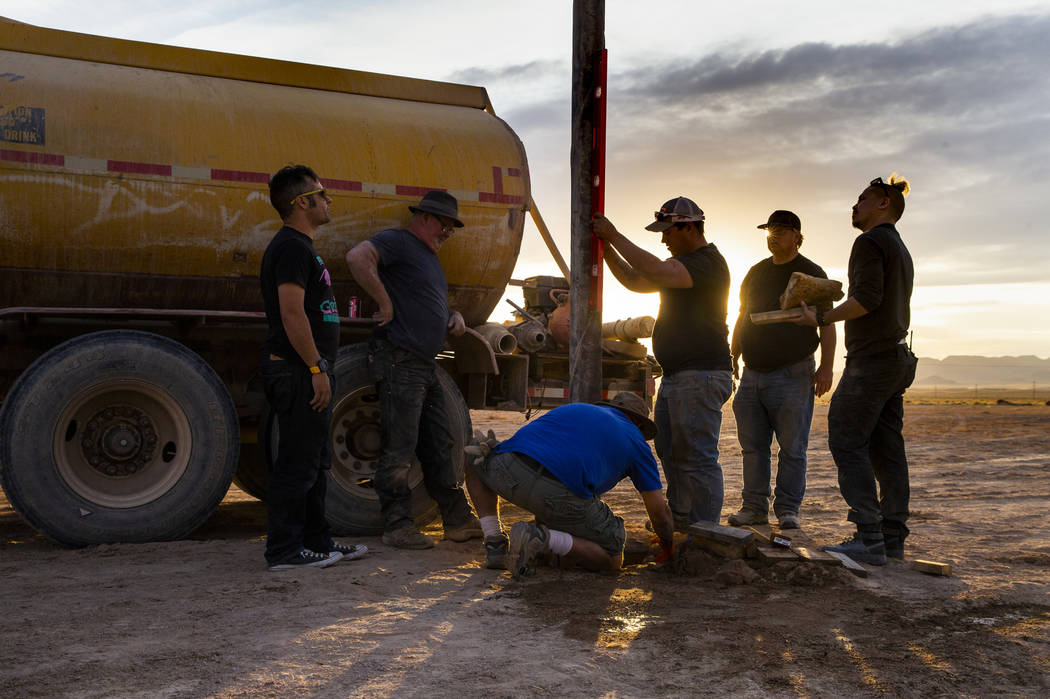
[645, 196, 705, 232]
[757, 210, 801, 232]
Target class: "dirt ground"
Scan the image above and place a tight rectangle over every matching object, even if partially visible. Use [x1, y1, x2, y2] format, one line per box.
[2, 403, 1049, 697]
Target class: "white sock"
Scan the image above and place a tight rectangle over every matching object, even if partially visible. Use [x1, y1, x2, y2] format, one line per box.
[547, 529, 573, 556]
[480, 516, 504, 539]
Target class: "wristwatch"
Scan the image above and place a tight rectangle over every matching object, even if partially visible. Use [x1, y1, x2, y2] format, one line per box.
[815, 309, 826, 327]
[308, 358, 330, 375]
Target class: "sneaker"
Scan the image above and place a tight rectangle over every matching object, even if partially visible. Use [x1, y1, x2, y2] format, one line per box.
[268, 548, 343, 571]
[508, 521, 550, 580]
[484, 535, 509, 570]
[444, 516, 485, 542]
[777, 512, 800, 530]
[822, 532, 886, 565]
[728, 508, 769, 526]
[382, 525, 435, 550]
[329, 541, 369, 561]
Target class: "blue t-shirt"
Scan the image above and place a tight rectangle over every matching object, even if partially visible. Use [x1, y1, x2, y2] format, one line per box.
[368, 228, 450, 360]
[493, 403, 662, 498]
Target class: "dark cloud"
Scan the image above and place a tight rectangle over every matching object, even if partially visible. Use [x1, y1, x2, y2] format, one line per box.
[447, 59, 563, 87]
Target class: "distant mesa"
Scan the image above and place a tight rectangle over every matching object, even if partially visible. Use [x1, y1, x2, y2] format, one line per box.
[914, 374, 960, 386]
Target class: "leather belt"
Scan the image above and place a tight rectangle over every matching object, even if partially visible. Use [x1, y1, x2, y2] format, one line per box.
[515, 452, 559, 481]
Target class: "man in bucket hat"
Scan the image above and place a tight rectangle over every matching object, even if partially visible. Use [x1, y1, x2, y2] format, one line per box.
[594, 197, 733, 531]
[345, 191, 483, 549]
[727, 210, 836, 531]
[462, 392, 674, 578]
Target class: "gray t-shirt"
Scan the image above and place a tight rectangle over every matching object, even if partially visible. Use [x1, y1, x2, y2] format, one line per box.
[368, 228, 450, 360]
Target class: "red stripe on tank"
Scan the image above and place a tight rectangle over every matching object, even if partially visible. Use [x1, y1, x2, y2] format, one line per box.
[108, 160, 172, 176]
[323, 178, 363, 191]
[211, 168, 270, 183]
[1, 149, 64, 165]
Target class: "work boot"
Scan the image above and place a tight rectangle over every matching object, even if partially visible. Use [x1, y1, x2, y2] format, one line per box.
[484, 535, 509, 570]
[444, 516, 485, 542]
[382, 525, 435, 550]
[508, 521, 551, 580]
[882, 520, 909, 559]
[776, 512, 800, 530]
[822, 531, 886, 565]
[728, 508, 768, 526]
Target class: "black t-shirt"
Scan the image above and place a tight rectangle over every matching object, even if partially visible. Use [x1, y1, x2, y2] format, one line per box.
[368, 228, 450, 361]
[652, 243, 732, 374]
[735, 254, 827, 371]
[845, 223, 914, 357]
[260, 226, 340, 365]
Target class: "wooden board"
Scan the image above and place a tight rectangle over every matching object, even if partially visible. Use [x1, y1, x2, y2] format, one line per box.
[755, 543, 799, 563]
[688, 521, 755, 546]
[912, 559, 952, 576]
[826, 551, 870, 578]
[750, 308, 803, 325]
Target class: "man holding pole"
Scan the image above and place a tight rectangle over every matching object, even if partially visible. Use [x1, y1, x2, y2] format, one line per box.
[593, 197, 733, 528]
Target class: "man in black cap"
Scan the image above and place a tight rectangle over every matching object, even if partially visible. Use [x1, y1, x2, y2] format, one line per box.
[727, 210, 836, 531]
[797, 175, 917, 565]
[462, 392, 674, 578]
[593, 197, 732, 529]
[345, 191, 483, 549]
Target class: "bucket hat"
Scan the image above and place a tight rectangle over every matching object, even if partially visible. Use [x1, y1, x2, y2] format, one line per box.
[409, 190, 464, 227]
[594, 392, 658, 440]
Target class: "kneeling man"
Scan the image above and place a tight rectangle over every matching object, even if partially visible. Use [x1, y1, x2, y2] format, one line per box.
[465, 393, 674, 579]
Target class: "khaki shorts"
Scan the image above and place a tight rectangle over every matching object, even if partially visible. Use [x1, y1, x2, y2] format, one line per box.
[477, 451, 626, 556]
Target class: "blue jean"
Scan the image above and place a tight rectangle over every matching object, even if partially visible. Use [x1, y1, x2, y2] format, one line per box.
[828, 346, 917, 527]
[732, 357, 815, 516]
[369, 339, 473, 532]
[654, 369, 733, 523]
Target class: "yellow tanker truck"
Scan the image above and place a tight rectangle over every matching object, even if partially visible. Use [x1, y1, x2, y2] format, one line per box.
[0, 19, 657, 546]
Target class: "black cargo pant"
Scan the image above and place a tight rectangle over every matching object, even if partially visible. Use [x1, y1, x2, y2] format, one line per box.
[828, 345, 918, 537]
[261, 355, 334, 566]
[369, 338, 473, 532]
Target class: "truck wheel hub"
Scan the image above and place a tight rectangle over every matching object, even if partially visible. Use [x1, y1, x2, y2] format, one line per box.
[83, 406, 157, 476]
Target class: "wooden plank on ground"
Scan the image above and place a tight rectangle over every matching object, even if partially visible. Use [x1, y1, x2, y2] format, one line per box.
[912, 559, 952, 576]
[794, 545, 840, 565]
[688, 522, 756, 559]
[826, 551, 870, 578]
[755, 543, 799, 563]
[688, 521, 755, 546]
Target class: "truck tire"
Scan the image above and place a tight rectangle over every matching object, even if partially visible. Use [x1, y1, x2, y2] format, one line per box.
[0, 330, 239, 546]
[247, 344, 472, 535]
[231, 442, 269, 501]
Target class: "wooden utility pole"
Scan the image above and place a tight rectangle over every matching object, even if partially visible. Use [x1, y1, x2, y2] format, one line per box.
[569, 0, 605, 403]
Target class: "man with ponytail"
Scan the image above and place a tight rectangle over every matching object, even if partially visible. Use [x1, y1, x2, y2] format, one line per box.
[797, 174, 917, 565]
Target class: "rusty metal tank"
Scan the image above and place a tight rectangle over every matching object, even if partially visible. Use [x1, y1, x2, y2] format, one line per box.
[0, 20, 529, 327]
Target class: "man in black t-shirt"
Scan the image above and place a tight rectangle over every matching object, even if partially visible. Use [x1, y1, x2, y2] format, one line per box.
[727, 210, 836, 531]
[594, 197, 732, 527]
[797, 175, 917, 566]
[345, 191, 481, 550]
[259, 165, 367, 571]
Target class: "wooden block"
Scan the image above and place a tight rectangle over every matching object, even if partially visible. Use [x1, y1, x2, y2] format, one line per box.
[825, 551, 869, 578]
[750, 308, 803, 325]
[744, 526, 770, 544]
[779, 272, 844, 310]
[693, 537, 752, 560]
[756, 543, 798, 563]
[688, 521, 755, 546]
[794, 546, 840, 565]
[912, 559, 952, 576]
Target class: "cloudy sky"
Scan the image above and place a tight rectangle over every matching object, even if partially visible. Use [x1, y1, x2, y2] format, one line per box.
[10, 1, 1050, 358]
